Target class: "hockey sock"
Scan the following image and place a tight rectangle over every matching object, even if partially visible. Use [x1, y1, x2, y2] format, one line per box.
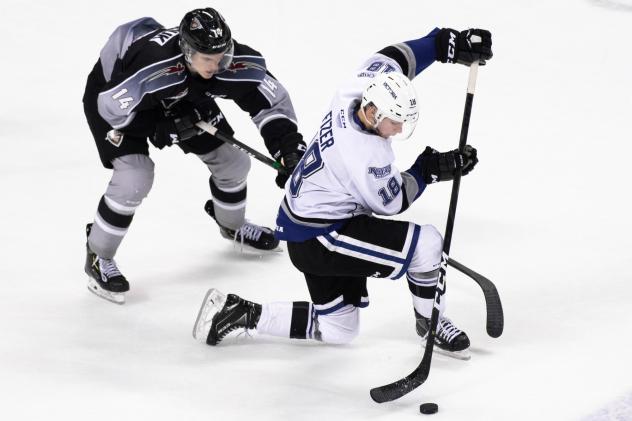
[209, 178, 247, 231]
[408, 270, 444, 318]
[257, 301, 312, 339]
[90, 194, 136, 258]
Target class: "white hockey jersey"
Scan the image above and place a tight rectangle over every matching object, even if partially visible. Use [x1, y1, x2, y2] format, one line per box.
[275, 54, 426, 242]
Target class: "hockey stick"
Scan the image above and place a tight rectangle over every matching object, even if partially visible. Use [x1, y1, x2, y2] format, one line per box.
[196, 121, 288, 175]
[370, 61, 480, 404]
[447, 257, 503, 338]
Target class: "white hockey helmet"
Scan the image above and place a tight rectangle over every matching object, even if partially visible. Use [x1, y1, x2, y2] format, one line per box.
[360, 72, 419, 139]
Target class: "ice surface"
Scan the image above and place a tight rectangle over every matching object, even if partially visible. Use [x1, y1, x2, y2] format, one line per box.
[1, 0, 631, 420]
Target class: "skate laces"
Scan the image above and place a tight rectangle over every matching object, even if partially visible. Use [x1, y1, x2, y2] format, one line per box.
[99, 258, 122, 280]
[230, 221, 265, 251]
[237, 222, 264, 241]
[437, 317, 462, 343]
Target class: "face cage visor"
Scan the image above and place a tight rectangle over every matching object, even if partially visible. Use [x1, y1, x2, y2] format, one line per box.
[182, 39, 235, 73]
[374, 107, 419, 141]
[215, 40, 234, 73]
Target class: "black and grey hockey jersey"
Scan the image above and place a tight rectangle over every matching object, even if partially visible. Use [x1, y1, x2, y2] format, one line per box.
[89, 17, 300, 157]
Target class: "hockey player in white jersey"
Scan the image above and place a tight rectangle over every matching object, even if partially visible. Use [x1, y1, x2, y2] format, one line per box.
[193, 27, 492, 359]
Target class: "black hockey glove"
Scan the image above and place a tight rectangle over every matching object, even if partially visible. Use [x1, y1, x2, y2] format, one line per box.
[274, 133, 307, 189]
[153, 104, 204, 148]
[436, 28, 493, 65]
[412, 145, 478, 184]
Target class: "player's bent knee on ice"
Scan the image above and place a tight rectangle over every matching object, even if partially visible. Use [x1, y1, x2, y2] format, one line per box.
[108, 155, 155, 206]
[408, 225, 443, 273]
[316, 305, 360, 345]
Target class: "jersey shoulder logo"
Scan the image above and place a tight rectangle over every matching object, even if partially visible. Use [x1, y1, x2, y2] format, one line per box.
[216, 58, 268, 82]
[225, 60, 266, 73]
[146, 62, 186, 82]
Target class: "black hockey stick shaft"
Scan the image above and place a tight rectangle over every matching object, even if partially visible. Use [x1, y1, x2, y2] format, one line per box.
[370, 62, 480, 404]
[196, 121, 288, 175]
[447, 258, 503, 338]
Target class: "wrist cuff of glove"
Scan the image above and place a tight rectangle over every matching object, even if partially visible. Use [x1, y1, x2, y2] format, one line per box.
[274, 132, 306, 160]
[420, 149, 459, 184]
[435, 28, 459, 63]
[282, 152, 302, 169]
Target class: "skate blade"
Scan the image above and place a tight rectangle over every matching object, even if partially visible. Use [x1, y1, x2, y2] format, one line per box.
[421, 341, 471, 360]
[192, 288, 227, 341]
[87, 278, 125, 305]
[233, 242, 284, 255]
[219, 232, 284, 255]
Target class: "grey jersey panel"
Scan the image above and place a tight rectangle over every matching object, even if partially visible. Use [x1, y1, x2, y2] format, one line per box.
[214, 55, 297, 130]
[252, 75, 298, 130]
[97, 54, 187, 129]
[99, 17, 163, 82]
[392, 43, 417, 80]
[401, 172, 420, 205]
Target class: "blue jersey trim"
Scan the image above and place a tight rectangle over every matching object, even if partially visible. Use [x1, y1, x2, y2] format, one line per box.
[322, 233, 407, 265]
[275, 205, 346, 242]
[392, 224, 421, 279]
[315, 301, 347, 316]
[404, 28, 440, 76]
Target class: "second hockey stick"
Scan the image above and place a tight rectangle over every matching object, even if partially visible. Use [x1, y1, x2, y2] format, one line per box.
[196, 121, 288, 175]
[447, 258, 503, 338]
[370, 61, 480, 403]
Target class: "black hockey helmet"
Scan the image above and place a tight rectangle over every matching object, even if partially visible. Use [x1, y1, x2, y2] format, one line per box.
[179, 8, 234, 66]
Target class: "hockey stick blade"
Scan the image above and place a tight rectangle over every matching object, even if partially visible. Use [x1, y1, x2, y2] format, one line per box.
[370, 314, 438, 403]
[370, 260, 503, 403]
[448, 258, 503, 338]
[369, 364, 429, 403]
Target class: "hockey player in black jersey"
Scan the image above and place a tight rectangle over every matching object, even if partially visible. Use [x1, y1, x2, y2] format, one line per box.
[83, 8, 306, 304]
[193, 27, 492, 359]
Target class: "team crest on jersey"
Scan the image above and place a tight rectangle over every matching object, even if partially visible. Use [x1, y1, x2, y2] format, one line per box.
[225, 61, 266, 73]
[146, 62, 186, 82]
[368, 164, 392, 179]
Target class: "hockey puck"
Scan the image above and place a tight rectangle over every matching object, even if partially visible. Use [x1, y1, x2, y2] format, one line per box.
[419, 403, 439, 415]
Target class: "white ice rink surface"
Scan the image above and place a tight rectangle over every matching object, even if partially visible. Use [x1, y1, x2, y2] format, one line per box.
[1, 0, 631, 420]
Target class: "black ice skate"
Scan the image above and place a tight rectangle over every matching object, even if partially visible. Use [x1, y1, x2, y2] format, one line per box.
[415, 309, 471, 360]
[193, 288, 262, 345]
[204, 200, 280, 252]
[84, 223, 129, 305]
